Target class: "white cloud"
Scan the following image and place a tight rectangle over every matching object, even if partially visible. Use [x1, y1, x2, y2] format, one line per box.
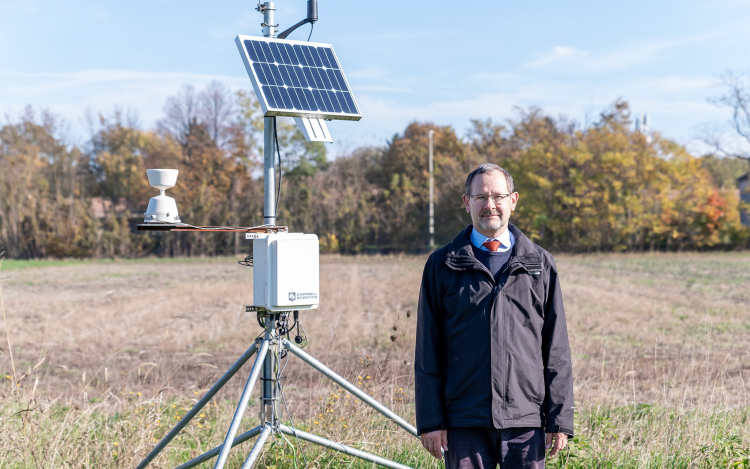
[1, 69, 246, 94]
[520, 34, 718, 74]
[522, 46, 589, 69]
[578, 34, 717, 73]
[332, 70, 728, 157]
[0, 69, 252, 139]
[645, 77, 713, 93]
[0, 66, 729, 158]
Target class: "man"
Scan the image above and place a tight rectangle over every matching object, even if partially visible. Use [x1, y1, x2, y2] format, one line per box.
[415, 164, 574, 468]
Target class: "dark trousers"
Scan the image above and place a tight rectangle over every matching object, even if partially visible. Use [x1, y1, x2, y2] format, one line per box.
[445, 427, 545, 469]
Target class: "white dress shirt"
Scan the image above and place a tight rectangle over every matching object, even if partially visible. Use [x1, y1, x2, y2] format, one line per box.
[470, 226, 515, 252]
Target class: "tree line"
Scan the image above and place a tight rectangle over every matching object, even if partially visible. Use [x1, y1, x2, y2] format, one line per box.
[1, 82, 748, 259]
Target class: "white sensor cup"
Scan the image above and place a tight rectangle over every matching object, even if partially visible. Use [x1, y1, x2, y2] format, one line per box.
[147, 169, 179, 191]
[144, 169, 181, 223]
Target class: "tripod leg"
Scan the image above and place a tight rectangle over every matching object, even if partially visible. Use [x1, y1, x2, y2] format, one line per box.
[282, 339, 418, 437]
[136, 341, 261, 469]
[239, 423, 273, 469]
[174, 425, 263, 469]
[213, 339, 270, 469]
[278, 424, 414, 469]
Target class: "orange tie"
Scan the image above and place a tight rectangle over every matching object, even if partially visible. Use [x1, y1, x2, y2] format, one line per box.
[482, 240, 501, 252]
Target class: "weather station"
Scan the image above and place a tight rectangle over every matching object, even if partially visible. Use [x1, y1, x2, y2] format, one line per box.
[134, 2, 418, 469]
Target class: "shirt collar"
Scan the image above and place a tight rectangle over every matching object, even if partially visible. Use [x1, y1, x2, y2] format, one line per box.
[470, 226, 514, 252]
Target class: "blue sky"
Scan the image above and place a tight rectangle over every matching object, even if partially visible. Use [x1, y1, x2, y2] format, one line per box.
[1, 0, 750, 156]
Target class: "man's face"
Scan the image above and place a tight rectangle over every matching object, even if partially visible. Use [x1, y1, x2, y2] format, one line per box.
[461, 171, 519, 237]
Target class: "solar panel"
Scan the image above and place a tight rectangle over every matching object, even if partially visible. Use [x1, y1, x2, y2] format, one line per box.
[235, 35, 362, 121]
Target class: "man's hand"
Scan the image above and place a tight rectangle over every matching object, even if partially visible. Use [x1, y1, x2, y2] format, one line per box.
[420, 430, 448, 459]
[546, 433, 568, 456]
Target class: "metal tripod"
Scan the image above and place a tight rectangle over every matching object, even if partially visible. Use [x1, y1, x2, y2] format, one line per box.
[135, 4, 414, 465]
[135, 315, 418, 469]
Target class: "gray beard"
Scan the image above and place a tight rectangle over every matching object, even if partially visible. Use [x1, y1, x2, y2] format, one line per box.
[475, 213, 504, 231]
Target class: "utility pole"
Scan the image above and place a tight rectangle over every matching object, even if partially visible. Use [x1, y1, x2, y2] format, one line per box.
[428, 129, 434, 249]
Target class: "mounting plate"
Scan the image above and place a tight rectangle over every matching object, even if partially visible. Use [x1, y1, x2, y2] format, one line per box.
[294, 117, 332, 142]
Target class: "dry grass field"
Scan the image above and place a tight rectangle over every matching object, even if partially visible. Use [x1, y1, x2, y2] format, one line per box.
[1, 252, 749, 468]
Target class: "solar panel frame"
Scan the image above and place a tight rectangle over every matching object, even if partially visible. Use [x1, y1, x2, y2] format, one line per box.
[235, 35, 362, 121]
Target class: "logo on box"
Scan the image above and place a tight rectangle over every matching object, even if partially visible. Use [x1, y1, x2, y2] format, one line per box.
[288, 292, 317, 302]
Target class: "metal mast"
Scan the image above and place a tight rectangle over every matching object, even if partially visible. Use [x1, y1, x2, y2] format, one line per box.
[258, 2, 280, 460]
[428, 129, 434, 249]
[260, 2, 277, 226]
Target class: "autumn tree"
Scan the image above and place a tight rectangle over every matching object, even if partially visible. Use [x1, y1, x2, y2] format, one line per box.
[1, 93, 747, 258]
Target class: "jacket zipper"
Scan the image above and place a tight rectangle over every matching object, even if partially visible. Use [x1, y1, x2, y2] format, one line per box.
[446, 249, 542, 426]
[450, 256, 531, 426]
[493, 260, 526, 424]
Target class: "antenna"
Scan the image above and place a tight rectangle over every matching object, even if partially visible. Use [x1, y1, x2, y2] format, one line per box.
[134, 4, 418, 469]
[635, 113, 652, 143]
[277, 0, 318, 39]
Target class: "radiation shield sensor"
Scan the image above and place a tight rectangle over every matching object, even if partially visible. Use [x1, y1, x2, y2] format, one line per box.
[252, 233, 320, 313]
[143, 169, 181, 223]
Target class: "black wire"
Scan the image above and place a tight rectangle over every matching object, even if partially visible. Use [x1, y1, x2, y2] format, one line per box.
[238, 255, 253, 267]
[273, 117, 282, 219]
[307, 23, 314, 41]
[295, 322, 307, 348]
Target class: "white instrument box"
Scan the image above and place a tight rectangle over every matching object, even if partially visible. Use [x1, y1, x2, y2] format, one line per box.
[252, 233, 319, 312]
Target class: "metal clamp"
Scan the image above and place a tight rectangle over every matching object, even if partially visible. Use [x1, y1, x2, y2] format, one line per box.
[255, 2, 275, 12]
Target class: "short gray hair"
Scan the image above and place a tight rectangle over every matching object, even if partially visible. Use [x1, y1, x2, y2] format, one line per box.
[464, 164, 514, 195]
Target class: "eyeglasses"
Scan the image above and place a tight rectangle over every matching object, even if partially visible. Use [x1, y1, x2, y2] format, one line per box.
[468, 193, 512, 205]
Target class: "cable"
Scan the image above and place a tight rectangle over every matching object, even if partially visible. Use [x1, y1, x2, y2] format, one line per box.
[277, 353, 309, 468]
[238, 255, 253, 267]
[294, 321, 307, 348]
[278, 432, 301, 469]
[273, 117, 282, 218]
[268, 314, 308, 467]
[307, 23, 314, 41]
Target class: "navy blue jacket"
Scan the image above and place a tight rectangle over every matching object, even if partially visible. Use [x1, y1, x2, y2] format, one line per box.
[414, 224, 574, 436]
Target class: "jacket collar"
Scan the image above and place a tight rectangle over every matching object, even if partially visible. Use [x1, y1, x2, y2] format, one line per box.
[444, 224, 543, 275]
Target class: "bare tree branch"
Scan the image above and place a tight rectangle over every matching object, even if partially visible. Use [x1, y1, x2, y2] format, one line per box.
[158, 85, 199, 144]
[708, 70, 750, 162]
[199, 81, 234, 148]
[157, 82, 235, 149]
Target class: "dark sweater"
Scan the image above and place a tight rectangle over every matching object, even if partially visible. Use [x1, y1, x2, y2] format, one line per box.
[472, 246, 512, 282]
